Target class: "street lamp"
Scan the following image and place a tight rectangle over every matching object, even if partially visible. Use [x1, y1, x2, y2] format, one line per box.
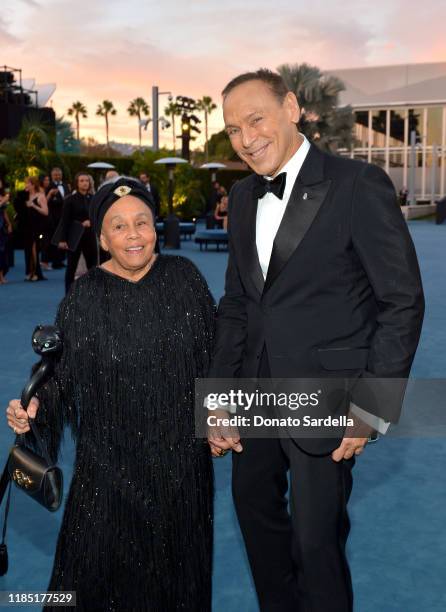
[200, 162, 227, 183]
[154, 156, 188, 249]
[152, 86, 173, 151]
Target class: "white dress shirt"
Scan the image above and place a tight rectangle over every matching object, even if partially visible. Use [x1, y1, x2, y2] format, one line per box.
[256, 135, 311, 279]
[254, 134, 389, 435]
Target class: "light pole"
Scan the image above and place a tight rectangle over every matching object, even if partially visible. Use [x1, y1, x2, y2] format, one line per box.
[152, 86, 172, 151]
[200, 162, 227, 183]
[154, 156, 188, 249]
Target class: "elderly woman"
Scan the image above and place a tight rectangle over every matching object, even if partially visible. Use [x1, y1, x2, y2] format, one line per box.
[6, 177, 215, 611]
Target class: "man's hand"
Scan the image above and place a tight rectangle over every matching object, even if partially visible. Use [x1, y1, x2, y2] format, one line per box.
[58, 241, 69, 250]
[331, 410, 375, 462]
[82, 220, 91, 228]
[207, 409, 243, 457]
[6, 397, 39, 434]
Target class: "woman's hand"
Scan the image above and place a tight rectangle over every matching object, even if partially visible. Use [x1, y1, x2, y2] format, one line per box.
[82, 220, 91, 228]
[6, 397, 39, 434]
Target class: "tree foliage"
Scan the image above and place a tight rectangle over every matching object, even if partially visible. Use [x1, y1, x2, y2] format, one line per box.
[278, 62, 354, 151]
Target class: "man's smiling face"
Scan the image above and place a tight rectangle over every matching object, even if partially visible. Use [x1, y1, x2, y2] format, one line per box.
[223, 79, 301, 177]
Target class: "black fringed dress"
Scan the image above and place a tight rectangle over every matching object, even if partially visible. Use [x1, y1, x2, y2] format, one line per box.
[30, 255, 215, 612]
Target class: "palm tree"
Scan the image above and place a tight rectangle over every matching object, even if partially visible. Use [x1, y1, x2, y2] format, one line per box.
[67, 101, 88, 141]
[197, 96, 217, 161]
[127, 97, 150, 149]
[164, 101, 181, 154]
[277, 63, 354, 151]
[96, 100, 117, 154]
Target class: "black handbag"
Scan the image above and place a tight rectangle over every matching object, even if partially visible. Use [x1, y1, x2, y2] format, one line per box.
[0, 325, 63, 576]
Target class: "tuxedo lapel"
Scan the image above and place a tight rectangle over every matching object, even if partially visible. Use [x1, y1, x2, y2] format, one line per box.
[263, 144, 331, 294]
[237, 182, 264, 295]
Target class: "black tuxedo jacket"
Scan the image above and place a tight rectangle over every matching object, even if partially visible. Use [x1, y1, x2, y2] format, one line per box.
[46, 182, 70, 222]
[209, 144, 424, 452]
[53, 192, 93, 244]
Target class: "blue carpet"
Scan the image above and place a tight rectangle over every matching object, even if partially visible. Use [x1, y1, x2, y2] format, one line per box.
[0, 221, 445, 611]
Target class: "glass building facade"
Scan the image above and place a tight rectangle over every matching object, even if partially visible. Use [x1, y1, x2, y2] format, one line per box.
[328, 63, 446, 201]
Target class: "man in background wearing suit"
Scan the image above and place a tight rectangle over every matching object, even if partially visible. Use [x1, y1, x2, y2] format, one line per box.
[207, 70, 424, 612]
[42, 166, 70, 269]
[139, 172, 160, 218]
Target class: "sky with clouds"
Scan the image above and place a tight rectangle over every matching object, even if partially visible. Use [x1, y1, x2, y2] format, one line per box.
[2, 0, 445, 147]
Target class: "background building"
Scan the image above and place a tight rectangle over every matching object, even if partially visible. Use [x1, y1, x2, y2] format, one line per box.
[0, 65, 56, 142]
[327, 62, 446, 203]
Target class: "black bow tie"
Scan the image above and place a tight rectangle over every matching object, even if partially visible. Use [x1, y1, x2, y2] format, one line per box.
[253, 172, 287, 200]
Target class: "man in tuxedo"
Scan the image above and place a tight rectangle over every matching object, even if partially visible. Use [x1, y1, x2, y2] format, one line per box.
[207, 70, 424, 612]
[42, 167, 70, 269]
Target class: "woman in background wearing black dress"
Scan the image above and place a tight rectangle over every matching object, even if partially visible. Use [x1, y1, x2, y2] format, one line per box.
[7, 177, 215, 611]
[55, 172, 97, 293]
[0, 180, 13, 284]
[214, 194, 229, 230]
[23, 176, 48, 281]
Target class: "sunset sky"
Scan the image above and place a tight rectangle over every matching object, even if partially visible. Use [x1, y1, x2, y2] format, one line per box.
[2, 0, 445, 149]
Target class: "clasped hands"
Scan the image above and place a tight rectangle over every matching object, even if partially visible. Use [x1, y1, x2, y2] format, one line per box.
[208, 408, 374, 461]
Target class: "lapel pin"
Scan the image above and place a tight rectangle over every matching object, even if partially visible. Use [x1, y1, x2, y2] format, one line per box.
[303, 192, 308, 200]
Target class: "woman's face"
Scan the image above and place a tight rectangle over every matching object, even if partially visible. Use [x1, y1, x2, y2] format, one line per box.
[221, 196, 228, 208]
[100, 196, 156, 272]
[77, 175, 90, 193]
[42, 176, 50, 189]
[25, 179, 32, 192]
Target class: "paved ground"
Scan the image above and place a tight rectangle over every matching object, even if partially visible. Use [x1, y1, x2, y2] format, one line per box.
[0, 220, 445, 611]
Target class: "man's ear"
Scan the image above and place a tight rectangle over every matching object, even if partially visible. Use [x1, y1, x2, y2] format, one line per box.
[99, 232, 109, 252]
[284, 91, 300, 124]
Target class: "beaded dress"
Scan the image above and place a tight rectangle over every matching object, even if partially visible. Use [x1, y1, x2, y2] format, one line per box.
[28, 255, 215, 611]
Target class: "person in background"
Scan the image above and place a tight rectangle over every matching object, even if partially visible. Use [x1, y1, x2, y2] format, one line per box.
[214, 194, 228, 230]
[399, 186, 408, 206]
[208, 180, 220, 213]
[56, 172, 97, 293]
[39, 174, 52, 271]
[104, 169, 119, 181]
[87, 174, 96, 194]
[139, 172, 160, 218]
[23, 176, 48, 281]
[42, 167, 69, 270]
[0, 181, 13, 284]
[40, 174, 51, 192]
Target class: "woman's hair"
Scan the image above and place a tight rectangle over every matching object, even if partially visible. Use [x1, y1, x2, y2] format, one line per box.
[39, 174, 50, 187]
[26, 176, 42, 192]
[87, 174, 95, 194]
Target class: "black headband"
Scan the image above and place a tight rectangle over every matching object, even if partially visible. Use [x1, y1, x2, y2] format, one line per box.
[90, 177, 156, 237]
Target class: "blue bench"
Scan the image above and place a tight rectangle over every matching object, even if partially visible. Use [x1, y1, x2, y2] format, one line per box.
[156, 222, 196, 241]
[195, 229, 228, 251]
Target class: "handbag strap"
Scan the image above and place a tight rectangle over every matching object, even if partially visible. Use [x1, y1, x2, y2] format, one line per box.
[1, 479, 12, 545]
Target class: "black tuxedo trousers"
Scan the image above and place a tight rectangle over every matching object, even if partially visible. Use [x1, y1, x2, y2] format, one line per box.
[232, 347, 354, 612]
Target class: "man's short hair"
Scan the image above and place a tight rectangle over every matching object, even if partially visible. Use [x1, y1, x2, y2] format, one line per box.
[222, 68, 290, 103]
